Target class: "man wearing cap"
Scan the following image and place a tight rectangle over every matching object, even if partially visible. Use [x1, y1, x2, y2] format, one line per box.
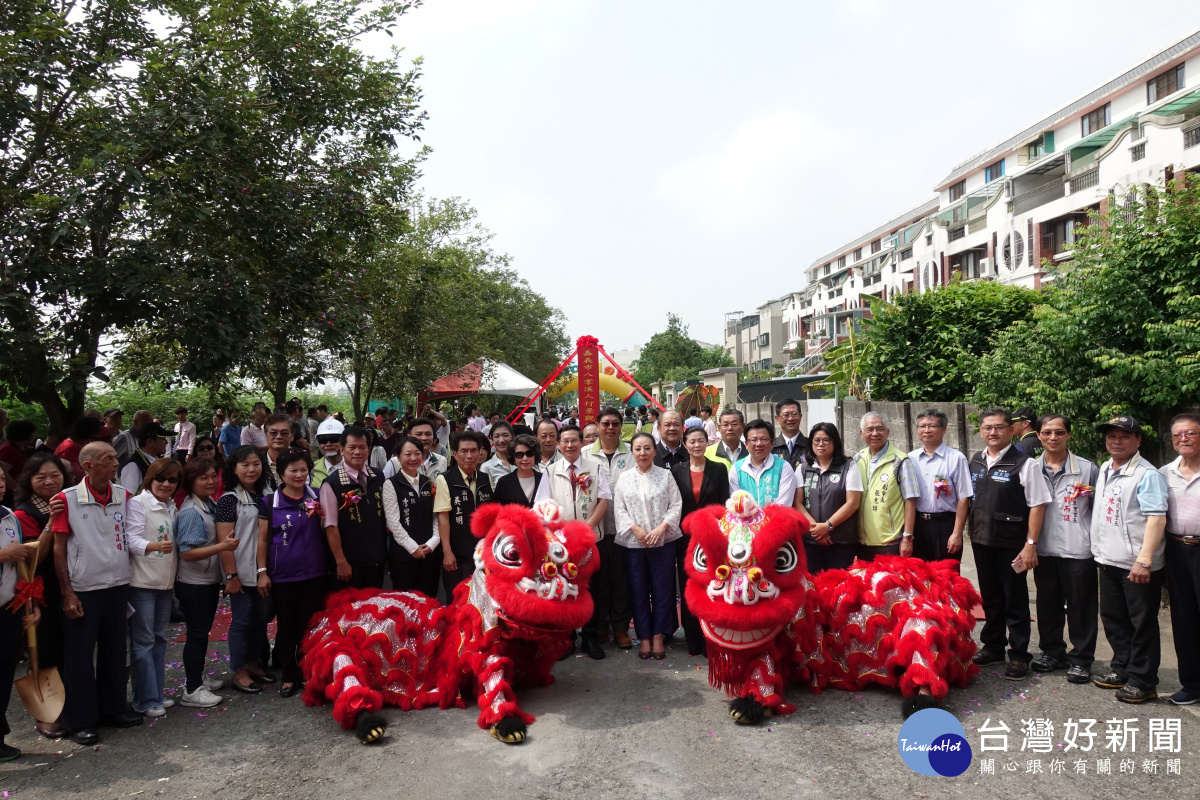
[118, 422, 172, 493]
[102, 409, 123, 440]
[1091, 414, 1169, 703]
[1161, 412, 1200, 706]
[310, 418, 345, 487]
[1030, 414, 1099, 684]
[967, 408, 1053, 682]
[1011, 407, 1042, 458]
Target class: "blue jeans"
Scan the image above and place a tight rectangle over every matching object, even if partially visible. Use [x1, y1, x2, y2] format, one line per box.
[621, 543, 677, 639]
[128, 587, 173, 711]
[228, 590, 267, 673]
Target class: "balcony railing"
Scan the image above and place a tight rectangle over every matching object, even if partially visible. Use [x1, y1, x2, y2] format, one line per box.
[948, 226, 966, 241]
[968, 217, 987, 234]
[1012, 177, 1066, 214]
[1185, 120, 1200, 149]
[1070, 169, 1099, 193]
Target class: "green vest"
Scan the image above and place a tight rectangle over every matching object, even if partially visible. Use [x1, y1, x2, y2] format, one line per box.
[856, 443, 908, 546]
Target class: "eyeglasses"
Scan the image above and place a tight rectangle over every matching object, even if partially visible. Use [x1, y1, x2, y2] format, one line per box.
[514, 450, 535, 459]
[600, 421, 622, 428]
[862, 427, 887, 434]
[1172, 431, 1200, 441]
[980, 425, 1010, 433]
[746, 438, 772, 446]
[916, 424, 944, 431]
[267, 430, 291, 438]
[152, 476, 180, 485]
[1040, 430, 1069, 438]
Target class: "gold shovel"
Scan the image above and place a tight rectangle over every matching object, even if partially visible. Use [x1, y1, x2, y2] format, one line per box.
[13, 545, 65, 724]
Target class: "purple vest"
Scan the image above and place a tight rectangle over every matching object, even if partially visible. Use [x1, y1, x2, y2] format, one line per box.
[262, 488, 328, 583]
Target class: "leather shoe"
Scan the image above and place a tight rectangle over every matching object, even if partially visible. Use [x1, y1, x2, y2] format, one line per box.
[71, 728, 99, 746]
[580, 637, 606, 660]
[971, 648, 1005, 667]
[1003, 660, 1029, 681]
[279, 683, 301, 698]
[594, 624, 612, 644]
[1031, 653, 1069, 672]
[613, 630, 633, 649]
[99, 711, 144, 729]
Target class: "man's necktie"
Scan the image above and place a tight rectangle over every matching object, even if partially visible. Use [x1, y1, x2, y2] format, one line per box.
[568, 463, 578, 501]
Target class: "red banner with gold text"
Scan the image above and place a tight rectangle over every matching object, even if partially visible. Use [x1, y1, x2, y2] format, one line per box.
[576, 336, 601, 426]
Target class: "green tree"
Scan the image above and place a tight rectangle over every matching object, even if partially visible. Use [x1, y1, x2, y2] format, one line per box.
[974, 179, 1200, 457]
[0, 0, 424, 431]
[847, 280, 1037, 401]
[326, 197, 567, 419]
[634, 315, 733, 385]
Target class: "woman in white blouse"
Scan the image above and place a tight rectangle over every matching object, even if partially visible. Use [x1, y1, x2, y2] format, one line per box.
[613, 432, 683, 660]
[382, 437, 441, 598]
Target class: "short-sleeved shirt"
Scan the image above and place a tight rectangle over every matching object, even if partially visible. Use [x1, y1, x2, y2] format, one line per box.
[910, 443, 974, 513]
[984, 445, 1053, 507]
[864, 444, 921, 500]
[1161, 457, 1200, 537]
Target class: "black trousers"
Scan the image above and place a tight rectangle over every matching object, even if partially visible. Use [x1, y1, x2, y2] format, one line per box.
[1099, 563, 1164, 691]
[803, 540, 856, 573]
[1033, 555, 1098, 668]
[34, 563, 64, 671]
[175, 581, 220, 693]
[856, 542, 901, 562]
[271, 576, 326, 685]
[442, 552, 476, 599]
[674, 536, 704, 655]
[331, 563, 386, 593]
[973, 542, 1031, 662]
[62, 584, 131, 730]
[389, 555, 441, 598]
[583, 534, 631, 641]
[1166, 536, 1200, 693]
[0, 611, 23, 739]
[913, 513, 962, 562]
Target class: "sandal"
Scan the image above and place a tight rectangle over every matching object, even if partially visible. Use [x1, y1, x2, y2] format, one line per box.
[231, 680, 263, 694]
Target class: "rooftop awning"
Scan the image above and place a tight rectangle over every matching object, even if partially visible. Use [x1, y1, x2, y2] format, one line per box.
[1147, 87, 1200, 117]
[422, 359, 540, 399]
[1065, 114, 1138, 155]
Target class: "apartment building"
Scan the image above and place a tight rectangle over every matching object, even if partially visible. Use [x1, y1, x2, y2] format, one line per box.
[723, 295, 789, 371]
[737, 29, 1200, 375]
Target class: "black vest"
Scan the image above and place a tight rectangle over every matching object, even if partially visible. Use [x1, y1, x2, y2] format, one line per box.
[443, 465, 492, 560]
[325, 465, 387, 566]
[800, 457, 858, 546]
[387, 473, 434, 561]
[969, 447, 1032, 548]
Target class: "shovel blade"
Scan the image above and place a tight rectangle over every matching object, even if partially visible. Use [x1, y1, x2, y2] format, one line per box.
[15, 667, 65, 724]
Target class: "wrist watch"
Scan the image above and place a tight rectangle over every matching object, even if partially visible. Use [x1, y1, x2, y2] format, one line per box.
[224, 572, 236, 581]
[1136, 557, 1153, 568]
[256, 567, 268, 574]
[901, 532, 914, 540]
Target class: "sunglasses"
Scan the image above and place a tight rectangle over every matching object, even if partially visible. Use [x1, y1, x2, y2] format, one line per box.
[267, 430, 291, 438]
[599, 421, 622, 428]
[196, 444, 215, 451]
[152, 476, 180, 485]
[316, 436, 340, 445]
[514, 450, 535, 459]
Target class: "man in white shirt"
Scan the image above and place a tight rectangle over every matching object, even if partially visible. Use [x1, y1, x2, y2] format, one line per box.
[240, 407, 268, 449]
[700, 406, 719, 444]
[909, 408, 973, 562]
[465, 405, 486, 433]
[172, 406, 196, 460]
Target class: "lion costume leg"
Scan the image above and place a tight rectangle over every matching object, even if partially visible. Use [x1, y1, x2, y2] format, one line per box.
[468, 650, 536, 744]
[727, 646, 795, 725]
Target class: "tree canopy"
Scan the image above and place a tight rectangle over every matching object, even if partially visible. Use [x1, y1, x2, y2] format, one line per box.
[974, 178, 1200, 456]
[633, 314, 734, 386]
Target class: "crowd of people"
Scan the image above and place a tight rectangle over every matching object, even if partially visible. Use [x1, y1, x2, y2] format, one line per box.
[0, 397, 1197, 760]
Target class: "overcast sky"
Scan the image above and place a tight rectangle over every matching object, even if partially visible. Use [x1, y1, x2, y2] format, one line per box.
[364, 0, 1200, 352]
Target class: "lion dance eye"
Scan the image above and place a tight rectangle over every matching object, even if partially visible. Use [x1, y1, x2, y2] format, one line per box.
[774, 543, 798, 574]
[492, 534, 521, 567]
[692, 546, 708, 572]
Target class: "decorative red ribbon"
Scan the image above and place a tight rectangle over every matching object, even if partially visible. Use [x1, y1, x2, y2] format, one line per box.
[8, 576, 44, 613]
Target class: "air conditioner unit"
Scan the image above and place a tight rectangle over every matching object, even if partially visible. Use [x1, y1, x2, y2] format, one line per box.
[979, 257, 993, 274]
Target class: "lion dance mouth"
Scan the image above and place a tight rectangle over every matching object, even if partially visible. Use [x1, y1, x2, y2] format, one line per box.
[683, 491, 981, 724]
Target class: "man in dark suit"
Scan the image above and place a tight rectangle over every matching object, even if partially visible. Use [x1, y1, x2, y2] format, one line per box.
[670, 425, 731, 656]
[654, 410, 688, 469]
[771, 398, 808, 470]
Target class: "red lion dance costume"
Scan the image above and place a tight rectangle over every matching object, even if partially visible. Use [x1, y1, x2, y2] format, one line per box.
[685, 491, 981, 724]
[299, 500, 598, 744]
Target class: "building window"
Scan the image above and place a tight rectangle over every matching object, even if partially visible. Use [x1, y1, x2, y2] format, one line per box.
[985, 159, 1005, 183]
[1002, 231, 1024, 270]
[899, 246, 913, 261]
[836, 256, 846, 269]
[757, 333, 769, 347]
[852, 248, 862, 262]
[1081, 103, 1111, 137]
[1147, 64, 1184, 104]
[822, 263, 831, 276]
[948, 180, 966, 202]
[1131, 142, 1146, 161]
[869, 239, 880, 254]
